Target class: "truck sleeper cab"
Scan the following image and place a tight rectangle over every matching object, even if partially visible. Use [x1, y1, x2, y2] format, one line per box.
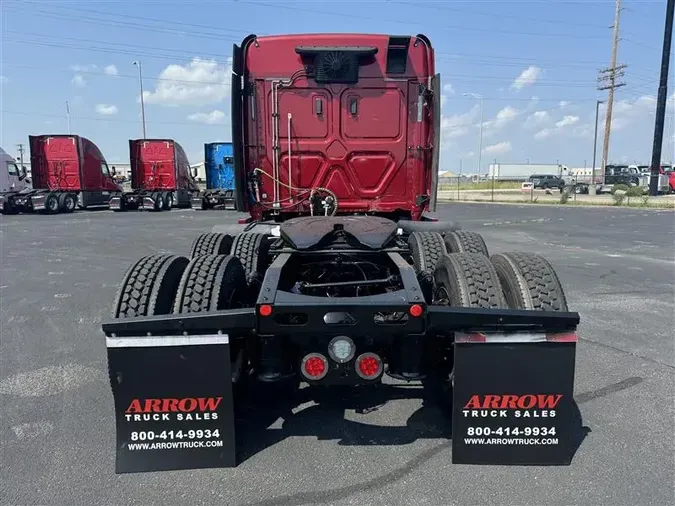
[191, 142, 236, 210]
[110, 139, 199, 212]
[2, 135, 119, 214]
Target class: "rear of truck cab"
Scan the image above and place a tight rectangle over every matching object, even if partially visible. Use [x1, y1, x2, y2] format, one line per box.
[111, 139, 198, 211]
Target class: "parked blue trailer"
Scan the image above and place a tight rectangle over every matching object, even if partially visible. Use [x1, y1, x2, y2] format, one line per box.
[190, 142, 236, 210]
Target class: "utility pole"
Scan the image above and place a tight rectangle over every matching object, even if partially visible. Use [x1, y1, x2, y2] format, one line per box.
[598, 0, 626, 183]
[16, 143, 24, 167]
[65, 101, 71, 134]
[133, 61, 147, 139]
[649, 0, 674, 196]
[590, 99, 604, 195]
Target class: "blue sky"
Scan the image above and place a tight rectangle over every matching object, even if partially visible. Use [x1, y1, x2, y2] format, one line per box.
[1, 0, 673, 173]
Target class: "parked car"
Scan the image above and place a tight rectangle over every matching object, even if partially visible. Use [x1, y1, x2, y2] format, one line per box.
[529, 174, 565, 191]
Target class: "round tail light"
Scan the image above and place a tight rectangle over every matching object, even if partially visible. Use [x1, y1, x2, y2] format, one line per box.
[355, 352, 383, 380]
[301, 353, 329, 380]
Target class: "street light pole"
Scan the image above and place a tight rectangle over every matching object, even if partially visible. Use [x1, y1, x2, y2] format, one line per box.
[133, 61, 147, 139]
[463, 92, 484, 177]
[590, 99, 604, 195]
[648, 0, 674, 196]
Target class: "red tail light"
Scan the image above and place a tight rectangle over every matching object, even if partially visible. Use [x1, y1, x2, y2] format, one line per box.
[355, 353, 383, 380]
[409, 304, 423, 317]
[301, 353, 329, 380]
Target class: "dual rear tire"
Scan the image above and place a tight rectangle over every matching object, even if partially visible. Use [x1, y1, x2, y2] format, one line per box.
[407, 229, 567, 311]
[414, 230, 569, 404]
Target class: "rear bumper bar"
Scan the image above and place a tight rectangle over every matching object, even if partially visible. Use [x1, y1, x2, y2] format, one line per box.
[101, 305, 579, 338]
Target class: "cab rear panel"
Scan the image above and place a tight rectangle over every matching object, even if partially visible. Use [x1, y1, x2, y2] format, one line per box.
[233, 34, 439, 220]
[191, 142, 236, 210]
[130, 139, 178, 190]
[111, 139, 198, 212]
[30, 135, 82, 191]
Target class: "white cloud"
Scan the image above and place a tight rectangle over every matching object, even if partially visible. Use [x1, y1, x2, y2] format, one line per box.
[571, 123, 593, 138]
[484, 105, 519, 133]
[103, 64, 118, 76]
[510, 66, 541, 91]
[534, 128, 553, 140]
[559, 100, 569, 109]
[533, 113, 580, 140]
[555, 115, 579, 128]
[440, 105, 480, 140]
[598, 95, 659, 132]
[70, 64, 97, 72]
[443, 83, 456, 95]
[524, 110, 550, 129]
[483, 141, 512, 155]
[71, 75, 86, 88]
[187, 109, 227, 124]
[143, 57, 232, 106]
[95, 104, 118, 115]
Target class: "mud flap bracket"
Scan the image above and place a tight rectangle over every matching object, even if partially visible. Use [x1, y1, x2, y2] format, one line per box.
[451, 331, 578, 466]
[106, 333, 236, 473]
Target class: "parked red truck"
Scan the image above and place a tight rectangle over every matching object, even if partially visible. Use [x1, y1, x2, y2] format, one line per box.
[103, 33, 582, 474]
[110, 139, 199, 212]
[0, 134, 120, 214]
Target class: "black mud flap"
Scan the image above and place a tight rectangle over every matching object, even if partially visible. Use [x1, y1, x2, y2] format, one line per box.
[106, 334, 236, 473]
[451, 331, 578, 466]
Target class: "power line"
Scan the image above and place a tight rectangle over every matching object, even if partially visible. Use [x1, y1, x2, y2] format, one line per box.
[10, 1, 659, 73]
[0, 109, 226, 127]
[1, 10, 614, 70]
[5, 0, 617, 44]
[243, 0, 610, 40]
[1, 57, 606, 89]
[3, 61, 233, 87]
[392, 0, 611, 29]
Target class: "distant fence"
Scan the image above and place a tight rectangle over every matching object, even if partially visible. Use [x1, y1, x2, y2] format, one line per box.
[436, 173, 595, 203]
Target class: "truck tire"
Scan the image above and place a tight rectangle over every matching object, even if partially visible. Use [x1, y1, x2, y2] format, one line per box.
[190, 232, 234, 258]
[432, 253, 507, 309]
[408, 231, 447, 274]
[408, 231, 447, 302]
[45, 193, 60, 214]
[443, 230, 489, 256]
[424, 253, 506, 407]
[112, 254, 189, 318]
[173, 254, 246, 313]
[231, 232, 271, 285]
[490, 252, 568, 311]
[163, 192, 173, 210]
[58, 193, 77, 213]
[152, 192, 164, 212]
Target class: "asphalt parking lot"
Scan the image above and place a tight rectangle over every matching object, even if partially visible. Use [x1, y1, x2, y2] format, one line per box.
[1, 203, 673, 506]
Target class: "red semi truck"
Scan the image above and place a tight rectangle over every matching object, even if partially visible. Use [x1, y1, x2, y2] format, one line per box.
[103, 33, 581, 473]
[0, 135, 120, 214]
[109, 139, 200, 212]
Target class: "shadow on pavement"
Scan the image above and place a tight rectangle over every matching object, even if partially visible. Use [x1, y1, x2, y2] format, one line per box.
[233, 381, 593, 466]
